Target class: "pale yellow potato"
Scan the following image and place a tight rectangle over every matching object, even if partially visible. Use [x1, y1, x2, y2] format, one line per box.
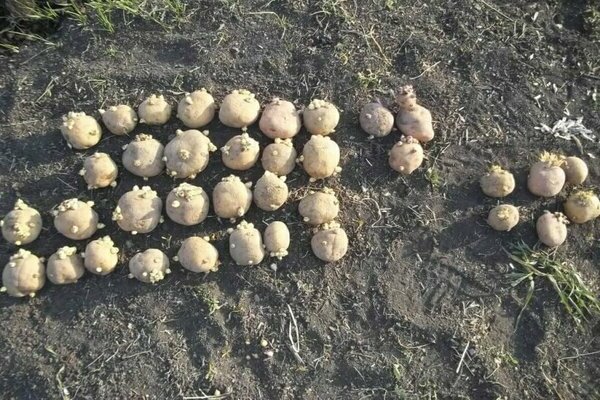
[480, 165, 515, 198]
[303, 99, 339, 136]
[166, 183, 210, 226]
[219, 89, 260, 128]
[359, 102, 394, 138]
[212, 175, 253, 220]
[46, 246, 84, 285]
[122, 134, 165, 179]
[564, 190, 600, 224]
[259, 98, 301, 139]
[1, 249, 45, 297]
[298, 188, 339, 225]
[487, 204, 519, 231]
[80, 152, 118, 189]
[99, 104, 137, 135]
[527, 152, 565, 197]
[311, 222, 348, 262]
[84, 236, 119, 276]
[261, 138, 297, 176]
[177, 89, 216, 128]
[562, 156, 588, 185]
[138, 94, 171, 125]
[536, 211, 568, 247]
[113, 186, 163, 234]
[128, 248, 170, 283]
[299, 135, 341, 180]
[388, 136, 424, 175]
[264, 221, 290, 259]
[1, 199, 42, 245]
[53, 199, 100, 240]
[228, 220, 265, 266]
[164, 129, 217, 179]
[176, 236, 219, 273]
[221, 131, 260, 170]
[61, 111, 102, 149]
[253, 171, 289, 211]
[395, 85, 434, 143]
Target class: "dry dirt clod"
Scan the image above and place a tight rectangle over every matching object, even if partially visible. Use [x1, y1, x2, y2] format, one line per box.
[536, 211, 568, 247]
[487, 204, 519, 231]
[561, 156, 588, 185]
[122, 133, 165, 179]
[212, 175, 253, 221]
[253, 171, 289, 211]
[166, 183, 210, 226]
[164, 129, 216, 179]
[128, 248, 170, 283]
[259, 97, 301, 139]
[298, 187, 339, 226]
[219, 89, 260, 128]
[303, 99, 340, 136]
[310, 221, 348, 262]
[359, 102, 394, 138]
[84, 236, 119, 276]
[80, 152, 118, 189]
[221, 129, 260, 170]
[113, 186, 163, 234]
[261, 138, 297, 176]
[263, 221, 290, 260]
[46, 246, 84, 285]
[480, 165, 515, 198]
[1, 249, 45, 297]
[99, 104, 138, 135]
[527, 152, 566, 197]
[53, 199, 100, 240]
[388, 135, 424, 175]
[300, 135, 341, 180]
[394, 85, 434, 143]
[177, 89, 216, 128]
[138, 94, 172, 125]
[177, 236, 219, 273]
[60, 111, 102, 150]
[564, 190, 600, 224]
[1, 199, 42, 245]
[228, 220, 265, 266]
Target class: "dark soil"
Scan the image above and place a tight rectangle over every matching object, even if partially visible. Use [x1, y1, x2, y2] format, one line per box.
[1, 1, 599, 399]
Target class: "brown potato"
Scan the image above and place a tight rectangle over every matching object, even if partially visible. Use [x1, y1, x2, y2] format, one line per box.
[128, 248, 170, 283]
[303, 99, 340, 136]
[84, 236, 119, 276]
[253, 171, 289, 211]
[1, 199, 42, 245]
[176, 236, 219, 273]
[259, 98, 301, 139]
[298, 188, 339, 225]
[46, 246, 84, 285]
[264, 221, 290, 259]
[177, 89, 216, 128]
[536, 211, 568, 247]
[562, 156, 588, 185]
[122, 134, 165, 179]
[61, 111, 102, 150]
[388, 136, 424, 175]
[221, 130, 260, 170]
[99, 104, 138, 135]
[564, 190, 600, 224]
[527, 152, 566, 197]
[166, 183, 210, 226]
[359, 102, 394, 138]
[299, 135, 341, 180]
[212, 175, 253, 221]
[394, 85, 434, 143]
[53, 199, 100, 240]
[138, 94, 171, 125]
[311, 222, 348, 262]
[219, 89, 260, 128]
[480, 165, 515, 198]
[113, 186, 163, 234]
[261, 138, 297, 176]
[487, 204, 519, 231]
[164, 129, 217, 179]
[228, 220, 265, 266]
[1, 249, 45, 297]
[79, 152, 118, 189]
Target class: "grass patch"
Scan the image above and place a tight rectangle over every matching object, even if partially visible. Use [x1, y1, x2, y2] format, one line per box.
[508, 242, 600, 327]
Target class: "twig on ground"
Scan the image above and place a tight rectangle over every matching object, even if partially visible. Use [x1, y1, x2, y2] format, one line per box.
[287, 304, 304, 364]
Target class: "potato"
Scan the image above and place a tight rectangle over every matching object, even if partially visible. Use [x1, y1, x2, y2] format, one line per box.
[46, 246, 84, 285]
[261, 138, 297, 176]
[99, 104, 137, 135]
[253, 171, 289, 211]
[562, 156, 588, 185]
[53, 199, 100, 240]
[394, 85, 434, 143]
[164, 129, 217, 179]
[61, 111, 102, 150]
[138, 94, 171, 125]
[128, 248, 170, 283]
[122, 134, 165, 179]
[527, 152, 566, 197]
[176, 236, 219, 273]
[219, 89, 260, 128]
[113, 185, 163, 234]
[1, 199, 42, 245]
[166, 183, 209, 226]
[310, 222, 348, 262]
[298, 188, 339, 225]
[564, 190, 600, 224]
[177, 89, 216, 128]
[264, 221, 290, 259]
[388, 136, 424, 175]
[359, 102, 394, 138]
[228, 220, 265, 266]
[480, 165, 515, 198]
[1, 249, 45, 297]
[536, 211, 568, 247]
[303, 99, 339, 136]
[79, 152, 118, 189]
[299, 135, 341, 181]
[221, 130, 260, 170]
[259, 98, 301, 139]
[83, 236, 119, 275]
[212, 175, 253, 221]
[487, 204, 519, 231]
